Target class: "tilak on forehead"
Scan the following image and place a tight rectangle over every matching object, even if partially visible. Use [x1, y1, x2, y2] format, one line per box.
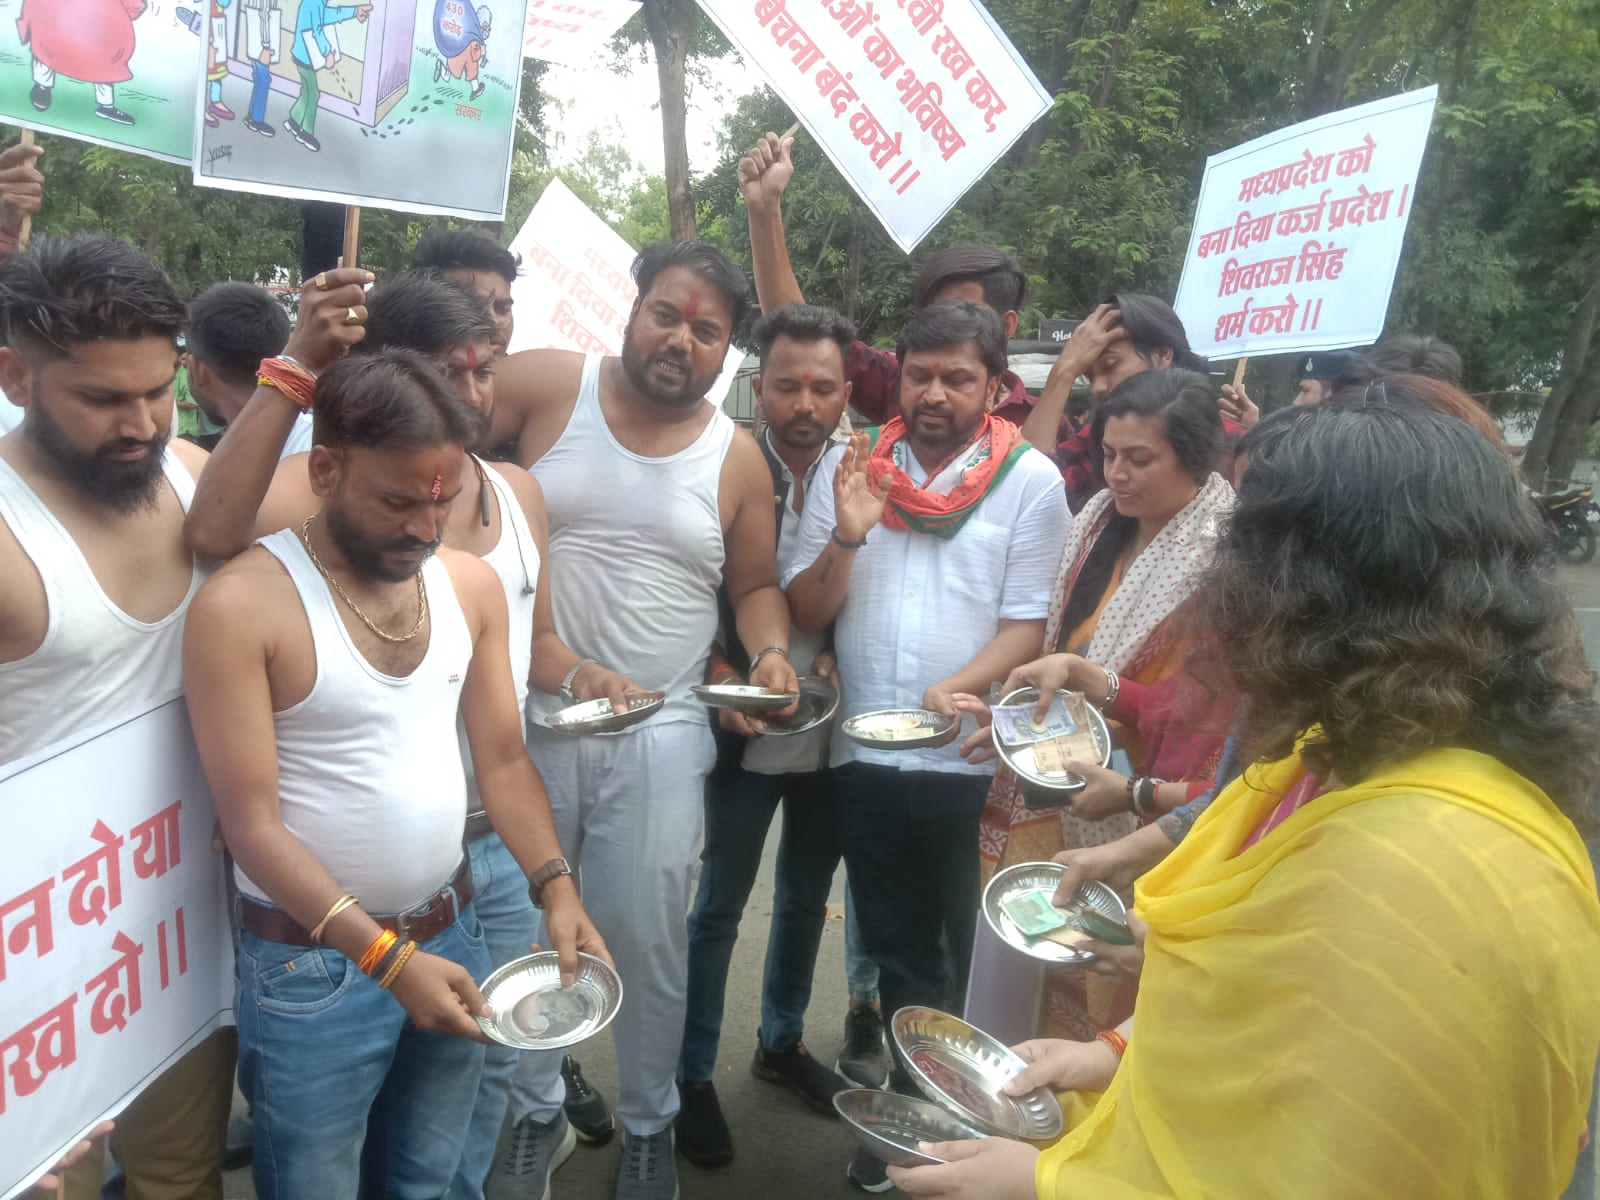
[431, 472, 443, 501]
[682, 290, 703, 319]
[465, 344, 478, 369]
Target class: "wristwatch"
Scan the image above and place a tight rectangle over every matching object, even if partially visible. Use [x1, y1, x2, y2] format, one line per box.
[527, 857, 573, 908]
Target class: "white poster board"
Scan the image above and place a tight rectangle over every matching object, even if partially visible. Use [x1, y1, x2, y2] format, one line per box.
[193, 0, 531, 221]
[1173, 86, 1438, 359]
[507, 178, 743, 402]
[522, 0, 639, 66]
[695, 0, 1051, 253]
[0, 701, 233, 1200]
[0, 0, 200, 165]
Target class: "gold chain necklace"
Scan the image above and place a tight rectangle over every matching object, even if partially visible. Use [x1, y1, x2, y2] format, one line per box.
[298, 516, 428, 644]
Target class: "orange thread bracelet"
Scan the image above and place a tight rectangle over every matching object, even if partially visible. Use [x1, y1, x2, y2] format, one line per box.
[1097, 1029, 1128, 1059]
[358, 929, 398, 976]
[257, 355, 318, 412]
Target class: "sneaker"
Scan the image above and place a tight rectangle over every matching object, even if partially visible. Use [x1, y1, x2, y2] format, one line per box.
[615, 1128, 677, 1200]
[29, 84, 50, 112]
[94, 105, 134, 126]
[562, 1055, 615, 1145]
[486, 1110, 575, 1200]
[751, 1039, 846, 1114]
[837, 1006, 890, 1089]
[244, 118, 276, 137]
[846, 1147, 894, 1194]
[674, 1079, 733, 1168]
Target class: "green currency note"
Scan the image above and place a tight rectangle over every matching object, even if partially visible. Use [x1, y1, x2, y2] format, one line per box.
[1000, 889, 1071, 937]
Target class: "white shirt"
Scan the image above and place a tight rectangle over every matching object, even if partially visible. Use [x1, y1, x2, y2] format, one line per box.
[0, 402, 19, 434]
[281, 412, 314, 458]
[784, 440, 1070, 774]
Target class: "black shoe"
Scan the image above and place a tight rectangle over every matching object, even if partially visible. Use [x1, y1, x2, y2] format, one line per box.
[29, 84, 50, 112]
[289, 122, 320, 151]
[244, 117, 275, 137]
[561, 1054, 615, 1145]
[837, 1006, 890, 1089]
[846, 1147, 894, 1193]
[94, 104, 134, 126]
[470, 80, 486, 100]
[751, 1039, 847, 1114]
[221, 1109, 253, 1171]
[674, 1079, 733, 1168]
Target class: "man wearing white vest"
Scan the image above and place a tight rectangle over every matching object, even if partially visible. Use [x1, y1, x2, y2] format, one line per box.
[487, 241, 799, 1200]
[0, 233, 233, 1197]
[183, 349, 608, 1199]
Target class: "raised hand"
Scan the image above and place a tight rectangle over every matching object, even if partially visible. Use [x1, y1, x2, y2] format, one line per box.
[737, 131, 795, 208]
[284, 267, 373, 373]
[1051, 302, 1127, 382]
[833, 432, 892, 543]
[1218, 381, 1259, 429]
[0, 139, 44, 242]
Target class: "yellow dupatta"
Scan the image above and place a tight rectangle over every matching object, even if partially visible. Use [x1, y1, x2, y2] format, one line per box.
[1037, 746, 1600, 1200]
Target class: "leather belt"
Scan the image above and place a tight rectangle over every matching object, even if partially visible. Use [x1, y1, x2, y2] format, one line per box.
[463, 809, 496, 844]
[239, 859, 474, 947]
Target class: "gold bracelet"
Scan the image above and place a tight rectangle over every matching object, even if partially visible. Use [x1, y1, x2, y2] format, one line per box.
[379, 940, 418, 991]
[310, 893, 359, 944]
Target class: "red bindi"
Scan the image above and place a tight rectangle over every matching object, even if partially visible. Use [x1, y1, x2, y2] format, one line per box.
[682, 292, 702, 319]
[430, 472, 443, 501]
[801, 372, 811, 382]
[466, 345, 478, 369]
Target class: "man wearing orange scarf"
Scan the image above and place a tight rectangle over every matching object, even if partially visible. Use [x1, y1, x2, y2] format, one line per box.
[787, 300, 1070, 1191]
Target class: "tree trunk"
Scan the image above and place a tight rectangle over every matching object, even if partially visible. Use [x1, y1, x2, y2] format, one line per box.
[643, 0, 697, 240]
[1300, 0, 1336, 117]
[1522, 249, 1600, 486]
[1314, 0, 1403, 114]
[1546, 337, 1600, 483]
[1091, 0, 1142, 111]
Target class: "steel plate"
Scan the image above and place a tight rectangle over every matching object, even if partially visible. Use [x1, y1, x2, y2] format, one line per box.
[891, 1006, 1064, 1141]
[759, 674, 841, 737]
[991, 687, 1112, 793]
[542, 691, 665, 735]
[832, 1088, 988, 1168]
[476, 952, 622, 1050]
[841, 707, 956, 750]
[982, 861, 1129, 966]
[690, 684, 800, 714]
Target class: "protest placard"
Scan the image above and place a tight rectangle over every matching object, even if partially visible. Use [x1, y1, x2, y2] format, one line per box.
[0, 701, 232, 1200]
[507, 177, 744, 402]
[0, 0, 201, 165]
[696, 0, 1051, 253]
[192, 0, 531, 221]
[1172, 86, 1438, 360]
[523, 0, 640, 66]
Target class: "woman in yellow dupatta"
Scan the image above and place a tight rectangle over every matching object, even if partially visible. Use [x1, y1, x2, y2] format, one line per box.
[892, 404, 1600, 1199]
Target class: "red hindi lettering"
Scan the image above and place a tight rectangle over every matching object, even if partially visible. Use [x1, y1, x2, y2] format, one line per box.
[0, 878, 55, 982]
[85, 931, 144, 1035]
[63, 819, 125, 928]
[0, 994, 78, 1115]
[130, 800, 182, 881]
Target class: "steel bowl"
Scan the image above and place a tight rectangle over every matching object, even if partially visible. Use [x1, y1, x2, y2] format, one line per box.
[759, 674, 841, 737]
[832, 1088, 989, 1168]
[992, 687, 1112, 794]
[541, 691, 665, 735]
[475, 952, 622, 1050]
[891, 1006, 1064, 1141]
[982, 861, 1130, 966]
[841, 707, 956, 750]
[690, 683, 800, 714]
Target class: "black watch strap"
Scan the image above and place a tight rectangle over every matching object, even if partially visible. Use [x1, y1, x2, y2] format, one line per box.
[528, 857, 573, 908]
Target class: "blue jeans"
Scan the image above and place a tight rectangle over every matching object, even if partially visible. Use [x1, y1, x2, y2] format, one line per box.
[249, 60, 271, 123]
[237, 903, 491, 1200]
[679, 765, 879, 1083]
[450, 834, 541, 1200]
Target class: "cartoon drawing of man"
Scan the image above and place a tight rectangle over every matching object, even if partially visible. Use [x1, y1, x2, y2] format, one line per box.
[206, 0, 236, 127]
[240, 0, 283, 137]
[432, 0, 491, 101]
[17, 0, 147, 126]
[286, 0, 373, 153]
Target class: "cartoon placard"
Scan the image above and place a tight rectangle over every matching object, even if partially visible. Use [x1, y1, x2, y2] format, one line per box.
[192, 0, 531, 221]
[0, 0, 202, 165]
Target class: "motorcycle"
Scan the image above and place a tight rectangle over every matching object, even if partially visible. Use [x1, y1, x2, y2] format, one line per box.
[1535, 481, 1598, 565]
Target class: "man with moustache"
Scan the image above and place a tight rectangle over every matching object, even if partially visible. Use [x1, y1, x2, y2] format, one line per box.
[675, 303, 887, 1167]
[786, 301, 1070, 1193]
[485, 241, 798, 1200]
[183, 349, 608, 1198]
[0, 233, 235, 1198]
[185, 268, 627, 1196]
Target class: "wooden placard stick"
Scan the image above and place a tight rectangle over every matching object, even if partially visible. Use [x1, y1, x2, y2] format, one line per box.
[340, 204, 361, 269]
[781, 121, 800, 139]
[1231, 357, 1247, 388]
[18, 129, 34, 248]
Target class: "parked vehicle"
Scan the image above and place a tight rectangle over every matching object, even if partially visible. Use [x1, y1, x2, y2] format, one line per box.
[1535, 481, 1598, 565]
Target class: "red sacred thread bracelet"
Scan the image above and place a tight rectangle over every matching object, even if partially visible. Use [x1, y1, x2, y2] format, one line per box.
[257, 355, 317, 412]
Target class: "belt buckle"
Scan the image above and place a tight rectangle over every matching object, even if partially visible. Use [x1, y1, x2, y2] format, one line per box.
[397, 881, 460, 941]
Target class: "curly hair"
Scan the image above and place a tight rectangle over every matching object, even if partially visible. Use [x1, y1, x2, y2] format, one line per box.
[1191, 404, 1599, 826]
